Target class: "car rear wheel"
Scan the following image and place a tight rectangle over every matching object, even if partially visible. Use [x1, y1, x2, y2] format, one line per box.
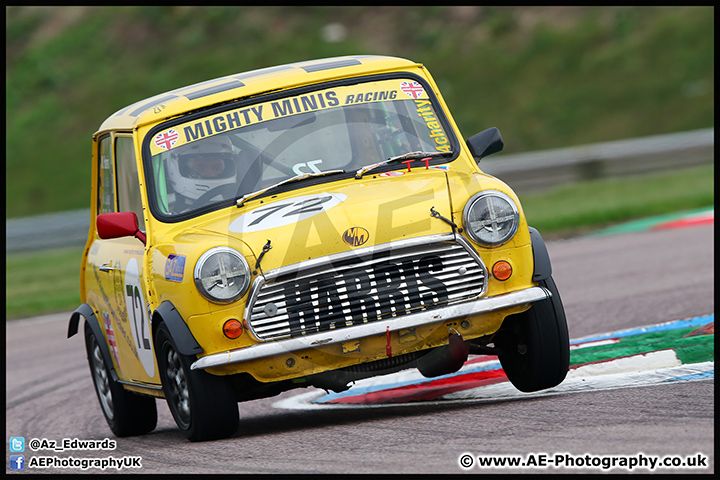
[155, 323, 239, 442]
[84, 325, 157, 436]
[496, 276, 570, 392]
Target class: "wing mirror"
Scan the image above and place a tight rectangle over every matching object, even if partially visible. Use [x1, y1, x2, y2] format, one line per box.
[96, 212, 146, 245]
[466, 127, 503, 163]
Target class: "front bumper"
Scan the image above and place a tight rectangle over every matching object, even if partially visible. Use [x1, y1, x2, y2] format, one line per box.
[190, 286, 549, 370]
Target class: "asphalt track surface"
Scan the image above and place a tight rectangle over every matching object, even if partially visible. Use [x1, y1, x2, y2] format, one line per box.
[6, 223, 714, 474]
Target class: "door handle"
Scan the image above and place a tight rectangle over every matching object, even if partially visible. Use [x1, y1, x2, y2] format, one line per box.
[99, 263, 116, 273]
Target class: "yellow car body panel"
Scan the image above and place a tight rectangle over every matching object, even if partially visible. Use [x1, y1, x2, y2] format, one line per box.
[76, 55, 548, 396]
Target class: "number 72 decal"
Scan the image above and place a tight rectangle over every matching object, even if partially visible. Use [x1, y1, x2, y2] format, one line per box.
[124, 257, 155, 377]
[229, 193, 347, 234]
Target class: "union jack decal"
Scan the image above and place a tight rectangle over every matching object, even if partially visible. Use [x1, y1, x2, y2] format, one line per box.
[154, 129, 179, 150]
[400, 81, 425, 99]
[102, 312, 121, 373]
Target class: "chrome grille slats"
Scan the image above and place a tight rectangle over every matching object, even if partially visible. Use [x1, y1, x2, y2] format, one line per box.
[269, 244, 461, 285]
[250, 275, 483, 328]
[251, 250, 474, 305]
[245, 235, 487, 341]
[252, 272, 482, 333]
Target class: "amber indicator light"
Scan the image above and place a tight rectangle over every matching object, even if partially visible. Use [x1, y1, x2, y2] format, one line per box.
[492, 260, 513, 281]
[223, 319, 243, 339]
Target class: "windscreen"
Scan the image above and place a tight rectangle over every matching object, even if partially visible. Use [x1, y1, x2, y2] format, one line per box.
[146, 77, 454, 218]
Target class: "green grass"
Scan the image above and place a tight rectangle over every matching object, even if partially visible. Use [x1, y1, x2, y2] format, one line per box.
[6, 246, 83, 320]
[6, 163, 713, 320]
[5, 6, 714, 218]
[520, 163, 715, 234]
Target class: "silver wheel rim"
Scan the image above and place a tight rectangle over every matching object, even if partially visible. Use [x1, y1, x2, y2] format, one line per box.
[90, 338, 114, 420]
[165, 347, 191, 428]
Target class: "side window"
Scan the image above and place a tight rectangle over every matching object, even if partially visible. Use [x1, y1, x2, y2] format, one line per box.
[115, 135, 145, 232]
[98, 134, 115, 214]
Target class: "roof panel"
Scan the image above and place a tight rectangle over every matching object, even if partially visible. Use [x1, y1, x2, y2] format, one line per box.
[184, 79, 246, 100]
[300, 58, 362, 73]
[95, 55, 420, 134]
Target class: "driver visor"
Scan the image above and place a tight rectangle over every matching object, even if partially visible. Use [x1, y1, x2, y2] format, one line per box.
[178, 153, 237, 179]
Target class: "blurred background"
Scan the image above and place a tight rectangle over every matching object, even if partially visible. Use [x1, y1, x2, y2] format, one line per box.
[5, 6, 714, 318]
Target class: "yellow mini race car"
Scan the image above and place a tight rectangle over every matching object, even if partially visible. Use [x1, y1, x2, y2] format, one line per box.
[68, 55, 569, 442]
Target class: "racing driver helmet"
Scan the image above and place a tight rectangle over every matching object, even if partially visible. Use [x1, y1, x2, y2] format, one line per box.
[167, 135, 239, 201]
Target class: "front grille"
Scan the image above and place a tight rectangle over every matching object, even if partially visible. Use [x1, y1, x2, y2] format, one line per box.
[245, 235, 487, 341]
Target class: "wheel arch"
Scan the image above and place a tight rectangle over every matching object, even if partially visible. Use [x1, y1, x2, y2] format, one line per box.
[151, 300, 204, 356]
[68, 303, 119, 382]
[529, 226, 552, 282]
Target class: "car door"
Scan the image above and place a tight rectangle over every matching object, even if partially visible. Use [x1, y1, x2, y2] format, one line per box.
[85, 132, 158, 385]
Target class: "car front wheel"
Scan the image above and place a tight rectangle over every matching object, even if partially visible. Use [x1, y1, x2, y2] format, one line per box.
[155, 323, 239, 442]
[84, 324, 157, 436]
[495, 276, 570, 393]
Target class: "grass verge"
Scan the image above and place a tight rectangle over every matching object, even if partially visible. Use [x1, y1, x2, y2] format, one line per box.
[520, 164, 714, 237]
[6, 246, 83, 320]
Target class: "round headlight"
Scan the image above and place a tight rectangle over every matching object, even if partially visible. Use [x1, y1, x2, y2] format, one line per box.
[463, 191, 520, 246]
[194, 247, 251, 304]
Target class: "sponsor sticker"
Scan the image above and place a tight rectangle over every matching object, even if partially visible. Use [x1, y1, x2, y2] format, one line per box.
[164, 254, 186, 282]
[379, 171, 405, 177]
[149, 79, 430, 156]
[415, 99, 451, 152]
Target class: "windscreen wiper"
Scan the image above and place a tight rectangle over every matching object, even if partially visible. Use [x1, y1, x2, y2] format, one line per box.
[354, 150, 453, 179]
[236, 169, 345, 207]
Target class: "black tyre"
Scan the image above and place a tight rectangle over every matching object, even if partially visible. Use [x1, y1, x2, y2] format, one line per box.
[496, 276, 570, 393]
[84, 325, 157, 437]
[155, 323, 239, 442]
